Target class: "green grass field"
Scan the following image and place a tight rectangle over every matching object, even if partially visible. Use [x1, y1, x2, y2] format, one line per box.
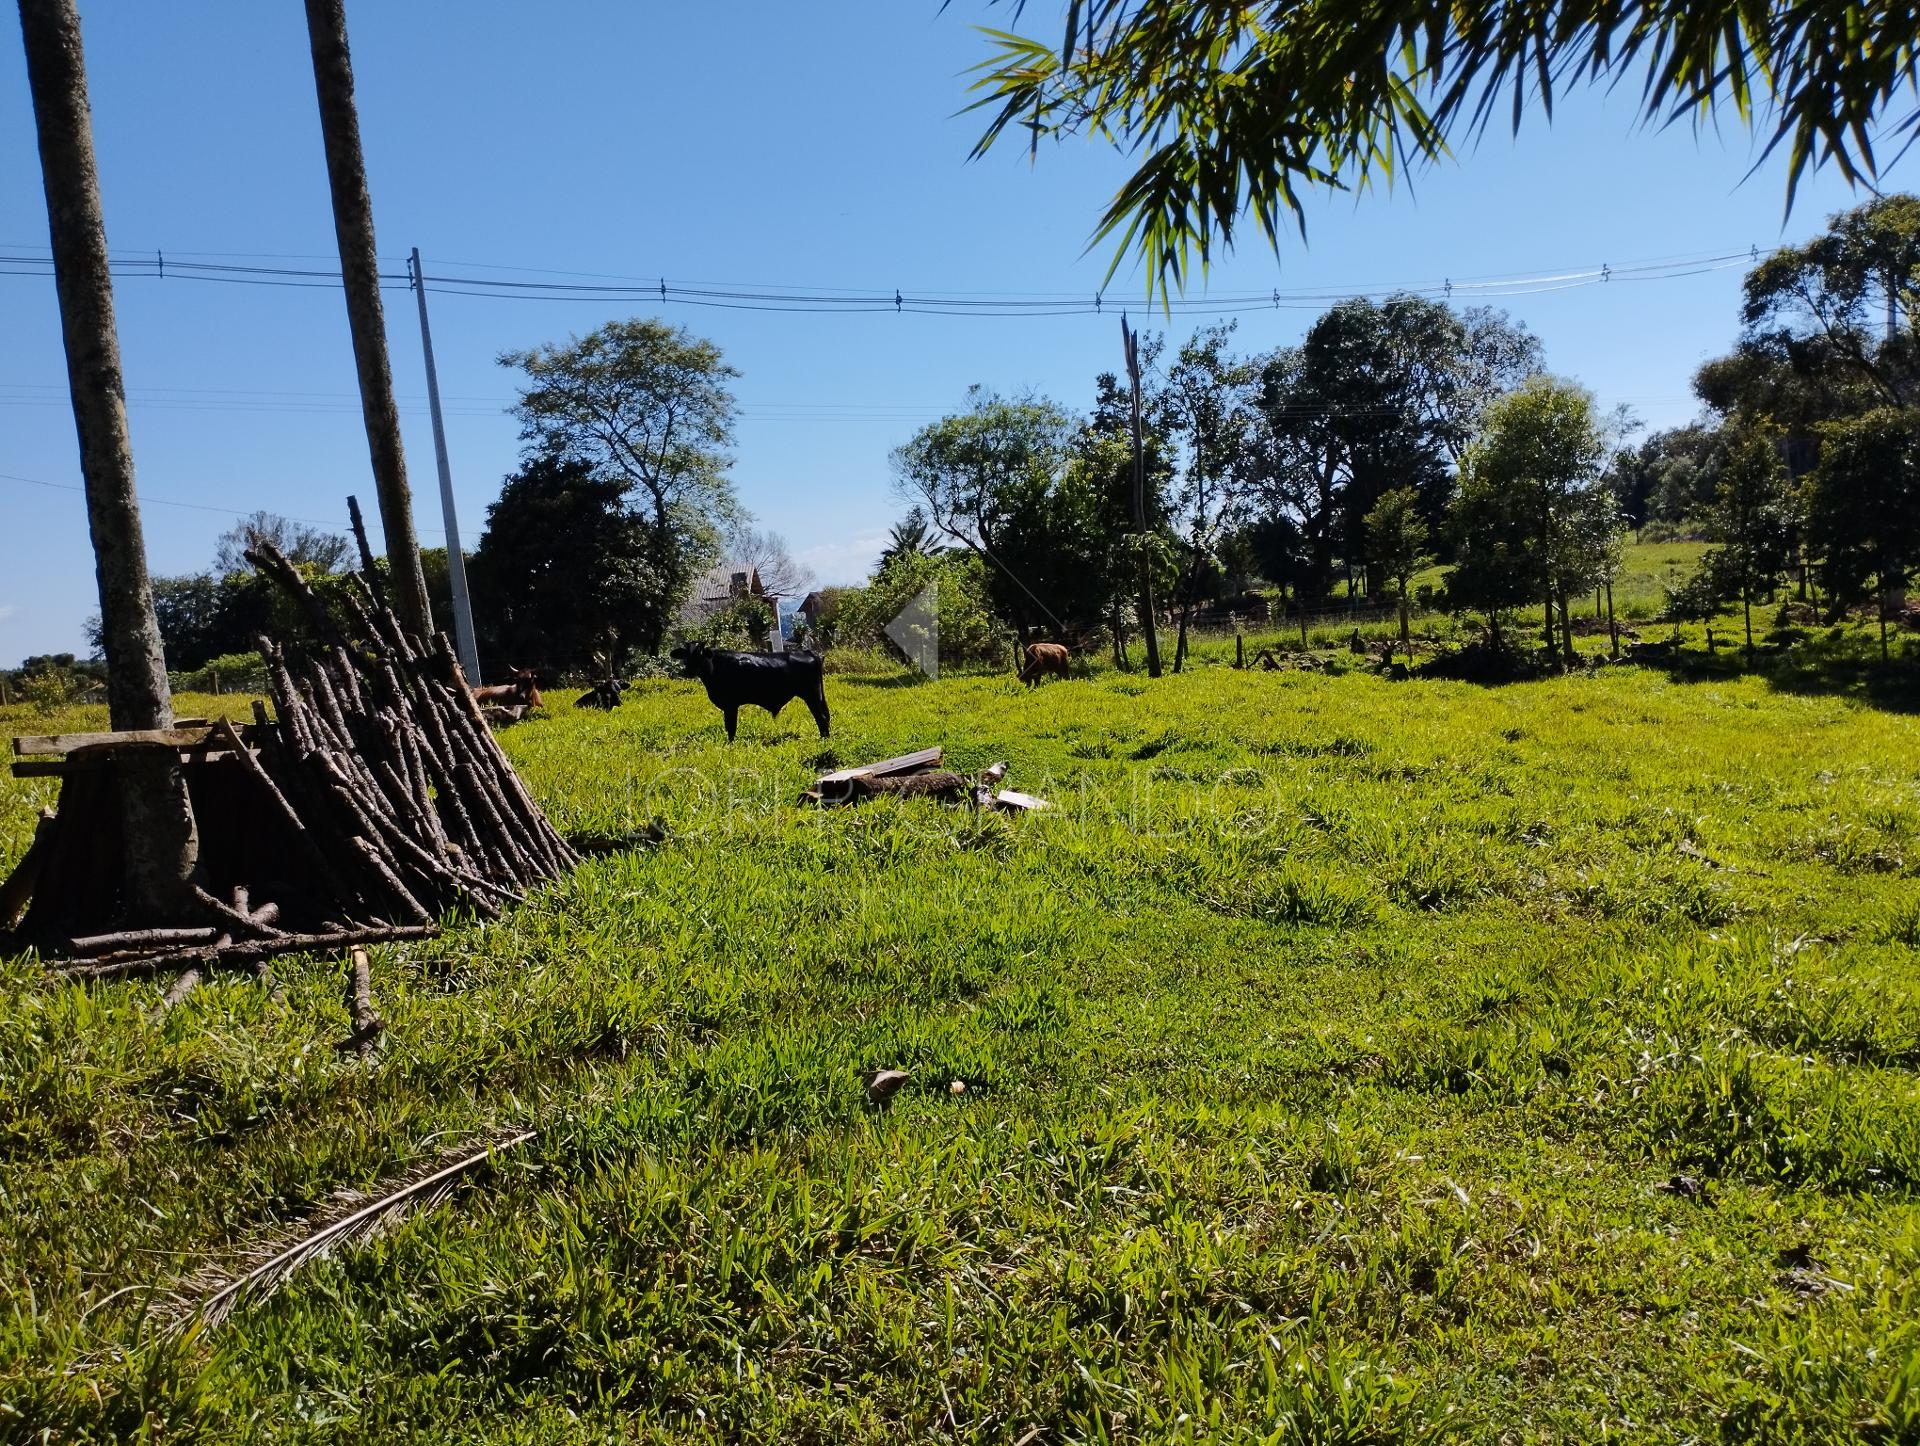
[4, 633, 1920, 1441]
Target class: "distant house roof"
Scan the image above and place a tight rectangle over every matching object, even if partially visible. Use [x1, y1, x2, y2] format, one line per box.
[678, 561, 766, 624]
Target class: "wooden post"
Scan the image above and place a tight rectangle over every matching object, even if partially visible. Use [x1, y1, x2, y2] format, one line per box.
[1122, 314, 1162, 679]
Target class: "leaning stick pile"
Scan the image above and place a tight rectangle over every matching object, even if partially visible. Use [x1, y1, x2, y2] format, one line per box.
[40, 543, 576, 981]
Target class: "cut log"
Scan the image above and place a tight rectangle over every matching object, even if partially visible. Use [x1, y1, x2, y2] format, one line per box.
[852, 769, 969, 802]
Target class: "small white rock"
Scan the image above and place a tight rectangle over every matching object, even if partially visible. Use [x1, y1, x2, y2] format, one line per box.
[949, 1079, 967, 1095]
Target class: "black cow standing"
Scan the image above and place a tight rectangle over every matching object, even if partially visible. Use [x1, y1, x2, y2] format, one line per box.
[671, 643, 830, 742]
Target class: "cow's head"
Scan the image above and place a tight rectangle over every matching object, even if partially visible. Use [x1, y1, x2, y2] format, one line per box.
[669, 642, 713, 680]
[508, 667, 544, 708]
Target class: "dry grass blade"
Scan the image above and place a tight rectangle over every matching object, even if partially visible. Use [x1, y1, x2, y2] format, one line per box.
[183, 1129, 536, 1327]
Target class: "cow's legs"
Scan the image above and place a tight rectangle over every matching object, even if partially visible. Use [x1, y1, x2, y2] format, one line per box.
[723, 705, 739, 742]
[806, 692, 830, 738]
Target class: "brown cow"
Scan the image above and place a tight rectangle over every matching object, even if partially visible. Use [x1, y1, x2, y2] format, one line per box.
[471, 668, 543, 711]
[1019, 642, 1070, 686]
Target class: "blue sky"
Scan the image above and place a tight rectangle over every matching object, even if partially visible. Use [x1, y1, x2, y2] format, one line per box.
[0, 1, 1891, 663]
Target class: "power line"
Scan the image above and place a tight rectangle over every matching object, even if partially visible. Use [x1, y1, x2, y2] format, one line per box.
[0, 243, 1771, 316]
[0, 469, 447, 537]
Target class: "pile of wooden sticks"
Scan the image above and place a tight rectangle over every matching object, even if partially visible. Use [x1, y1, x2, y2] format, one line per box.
[3, 541, 576, 982]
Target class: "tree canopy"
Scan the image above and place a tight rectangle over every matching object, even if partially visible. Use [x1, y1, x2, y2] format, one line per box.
[966, 2, 1920, 294]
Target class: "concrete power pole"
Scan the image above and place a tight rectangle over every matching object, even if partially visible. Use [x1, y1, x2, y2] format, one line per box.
[409, 249, 481, 683]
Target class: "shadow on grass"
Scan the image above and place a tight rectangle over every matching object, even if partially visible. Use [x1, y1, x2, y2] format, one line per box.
[1412, 629, 1920, 712]
[1633, 634, 1920, 714]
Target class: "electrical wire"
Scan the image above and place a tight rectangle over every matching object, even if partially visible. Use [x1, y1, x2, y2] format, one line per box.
[0, 469, 446, 536]
[0, 243, 1768, 316]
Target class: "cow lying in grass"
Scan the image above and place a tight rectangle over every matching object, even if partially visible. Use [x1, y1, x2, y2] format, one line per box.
[576, 678, 626, 710]
[470, 668, 542, 711]
[1019, 642, 1071, 685]
[671, 643, 830, 741]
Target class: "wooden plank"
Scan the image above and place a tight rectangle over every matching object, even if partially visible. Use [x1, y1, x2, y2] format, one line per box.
[993, 789, 1050, 812]
[12, 726, 217, 757]
[12, 747, 247, 778]
[815, 746, 942, 787]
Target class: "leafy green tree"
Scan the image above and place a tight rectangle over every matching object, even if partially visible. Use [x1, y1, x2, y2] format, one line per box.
[1445, 452, 1545, 650]
[1246, 297, 1538, 602]
[1605, 424, 1718, 530]
[499, 318, 740, 619]
[1154, 324, 1257, 668]
[1699, 420, 1796, 654]
[892, 388, 1090, 642]
[1805, 407, 1920, 660]
[877, 507, 948, 569]
[832, 550, 1008, 669]
[1742, 195, 1920, 408]
[1447, 377, 1613, 666]
[467, 454, 682, 668]
[1364, 486, 1429, 664]
[966, 3, 1917, 294]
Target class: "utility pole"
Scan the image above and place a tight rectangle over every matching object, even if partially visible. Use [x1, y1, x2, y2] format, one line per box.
[409, 248, 481, 683]
[303, 0, 433, 640]
[1122, 313, 1162, 678]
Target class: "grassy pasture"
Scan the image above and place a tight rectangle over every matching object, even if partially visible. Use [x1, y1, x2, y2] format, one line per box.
[3, 643, 1920, 1442]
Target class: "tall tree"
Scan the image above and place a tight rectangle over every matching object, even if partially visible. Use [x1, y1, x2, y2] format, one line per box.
[19, 0, 196, 912]
[1365, 486, 1429, 665]
[967, 3, 1920, 295]
[1450, 376, 1614, 667]
[1154, 324, 1256, 669]
[500, 318, 741, 619]
[1805, 407, 1920, 661]
[303, 0, 431, 638]
[892, 388, 1082, 643]
[877, 507, 949, 569]
[1245, 296, 1537, 604]
[20, 0, 170, 733]
[1741, 195, 1920, 408]
[1700, 419, 1796, 655]
[467, 454, 682, 665]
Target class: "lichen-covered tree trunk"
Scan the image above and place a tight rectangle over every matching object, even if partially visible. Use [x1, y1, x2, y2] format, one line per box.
[303, 0, 432, 640]
[20, 0, 198, 915]
[20, 0, 169, 735]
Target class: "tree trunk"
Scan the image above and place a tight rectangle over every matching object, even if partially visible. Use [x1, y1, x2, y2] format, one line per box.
[1121, 317, 1161, 679]
[1398, 586, 1411, 665]
[1543, 583, 1557, 662]
[1606, 581, 1618, 658]
[21, 0, 171, 735]
[20, 0, 198, 915]
[303, 0, 432, 640]
[1558, 595, 1575, 669]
